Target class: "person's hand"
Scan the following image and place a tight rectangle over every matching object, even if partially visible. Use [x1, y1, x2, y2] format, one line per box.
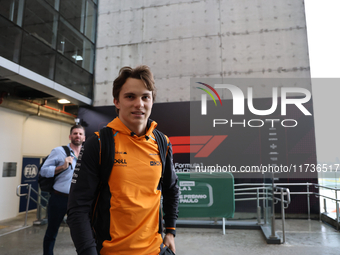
[163, 233, 176, 254]
[55, 156, 74, 174]
[64, 156, 74, 170]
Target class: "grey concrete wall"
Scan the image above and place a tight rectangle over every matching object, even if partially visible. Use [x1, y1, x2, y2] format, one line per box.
[94, 0, 310, 106]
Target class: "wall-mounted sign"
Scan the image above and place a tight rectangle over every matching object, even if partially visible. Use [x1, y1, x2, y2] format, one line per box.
[2, 162, 17, 177]
[19, 158, 40, 212]
[177, 172, 234, 218]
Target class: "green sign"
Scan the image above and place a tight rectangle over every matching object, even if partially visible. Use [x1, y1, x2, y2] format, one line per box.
[177, 172, 234, 218]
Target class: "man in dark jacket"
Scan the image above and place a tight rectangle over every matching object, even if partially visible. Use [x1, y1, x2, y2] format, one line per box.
[67, 65, 179, 255]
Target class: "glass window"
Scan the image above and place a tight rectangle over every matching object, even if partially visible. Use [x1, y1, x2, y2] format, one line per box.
[60, 0, 85, 32]
[57, 17, 94, 73]
[0, 0, 24, 26]
[0, 15, 22, 63]
[84, 0, 96, 42]
[20, 32, 56, 80]
[45, 0, 60, 10]
[82, 39, 94, 73]
[55, 53, 93, 98]
[23, 0, 58, 48]
[57, 18, 83, 66]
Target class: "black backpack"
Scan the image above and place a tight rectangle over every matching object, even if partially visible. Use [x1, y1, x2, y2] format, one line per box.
[38, 146, 71, 193]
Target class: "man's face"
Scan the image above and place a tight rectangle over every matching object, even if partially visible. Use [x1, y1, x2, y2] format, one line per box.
[69, 128, 85, 146]
[114, 78, 153, 133]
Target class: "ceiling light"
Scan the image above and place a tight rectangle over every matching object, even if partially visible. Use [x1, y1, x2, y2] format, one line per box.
[72, 54, 83, 61]
[58, 99, 70, 104]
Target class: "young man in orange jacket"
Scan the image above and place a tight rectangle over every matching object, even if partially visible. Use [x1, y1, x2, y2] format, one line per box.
[67, 65, 179, 255]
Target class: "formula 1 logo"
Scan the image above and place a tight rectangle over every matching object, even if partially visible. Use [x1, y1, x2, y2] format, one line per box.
[169, 135, 227, 157]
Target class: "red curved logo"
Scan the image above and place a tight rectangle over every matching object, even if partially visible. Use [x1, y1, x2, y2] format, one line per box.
[169, 135, 227, 157]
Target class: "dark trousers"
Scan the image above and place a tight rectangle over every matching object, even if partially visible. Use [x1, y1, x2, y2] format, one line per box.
[43, 192, 68, 255]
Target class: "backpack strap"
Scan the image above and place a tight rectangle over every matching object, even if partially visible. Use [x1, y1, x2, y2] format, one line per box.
[98, 127, 115, 182]
[62, 145, 71, 157]
[153, 129, 168, 189]
[62, 145, 71, 169]
[92, 127, 115, 250]
[153, 129, 168, 237]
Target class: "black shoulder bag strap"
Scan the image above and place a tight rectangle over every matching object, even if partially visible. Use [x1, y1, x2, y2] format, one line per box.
[62, 145, 71, 158]
[98, 127, 115, 182]
[153, 129, 168, 237]
[153, 129, 168, 190]
[55, 146, 71, 175]
[91, 127, 115, 252]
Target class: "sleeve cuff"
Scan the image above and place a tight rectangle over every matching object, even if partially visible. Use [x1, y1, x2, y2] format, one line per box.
[165, 228, 176, 237]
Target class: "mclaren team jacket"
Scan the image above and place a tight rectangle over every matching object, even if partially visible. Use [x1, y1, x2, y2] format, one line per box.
[67, 117, 179, 255]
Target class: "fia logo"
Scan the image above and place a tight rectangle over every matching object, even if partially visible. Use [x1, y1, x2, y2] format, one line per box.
[24, 164, 38, 178]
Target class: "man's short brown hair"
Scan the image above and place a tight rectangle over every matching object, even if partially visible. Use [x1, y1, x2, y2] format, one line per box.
[70, 124, 84, 134]
[112, 65, 156, 109]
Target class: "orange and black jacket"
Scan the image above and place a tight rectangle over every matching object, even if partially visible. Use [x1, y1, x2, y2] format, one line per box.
[67, 118, 179, 255]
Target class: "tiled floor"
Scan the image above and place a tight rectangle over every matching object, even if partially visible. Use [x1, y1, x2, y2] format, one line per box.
[1, 211, 340, 255]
